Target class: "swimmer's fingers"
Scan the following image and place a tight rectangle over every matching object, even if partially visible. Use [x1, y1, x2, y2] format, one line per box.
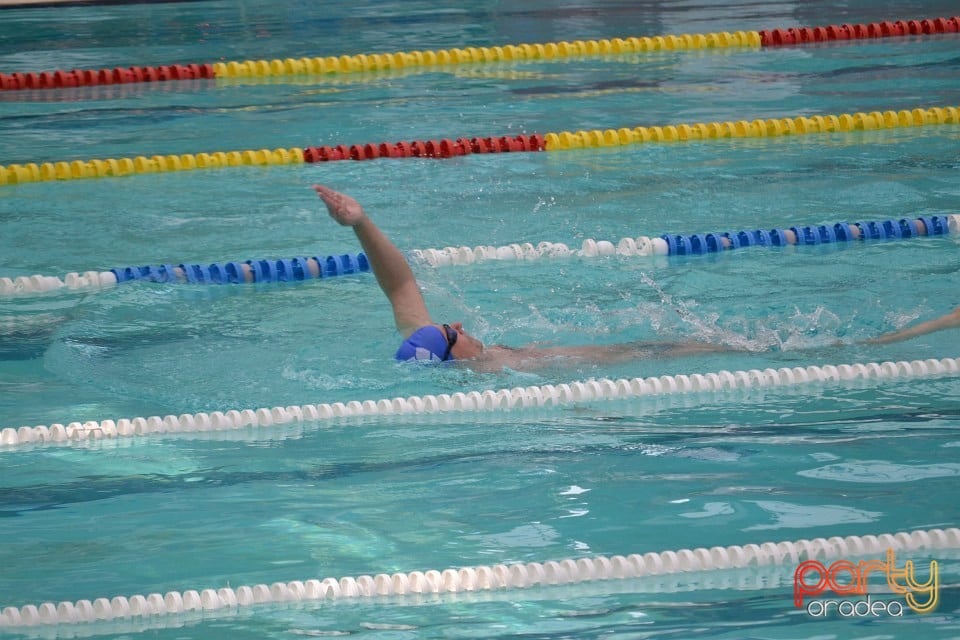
[312, 184, 340, 211]
[312, 184, 365, 226]
[312, 184, 338, 199]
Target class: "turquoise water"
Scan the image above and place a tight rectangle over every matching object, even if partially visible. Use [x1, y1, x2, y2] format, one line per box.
[1, 1, 959, 638]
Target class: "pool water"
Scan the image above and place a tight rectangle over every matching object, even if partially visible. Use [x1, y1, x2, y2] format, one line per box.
[1, 1, 959, 638]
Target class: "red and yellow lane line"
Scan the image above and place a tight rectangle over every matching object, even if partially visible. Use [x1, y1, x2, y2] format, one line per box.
[1, 106, 956, 186]
[1, 17, 956, 91]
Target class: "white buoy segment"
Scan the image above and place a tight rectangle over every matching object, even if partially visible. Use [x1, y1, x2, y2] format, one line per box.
[1, 527, 956, 627]
[2, 357, 958, 450]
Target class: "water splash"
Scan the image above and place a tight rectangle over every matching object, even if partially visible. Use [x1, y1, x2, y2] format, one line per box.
[637, 272, 846, 352]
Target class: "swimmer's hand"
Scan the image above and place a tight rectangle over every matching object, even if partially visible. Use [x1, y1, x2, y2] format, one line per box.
[313, 184, 367, 226]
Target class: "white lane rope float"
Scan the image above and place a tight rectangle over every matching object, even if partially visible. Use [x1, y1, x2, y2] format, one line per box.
[2, 356, 958, 450]
[2, 214, 957, 297]
[1, 527, 956, 628]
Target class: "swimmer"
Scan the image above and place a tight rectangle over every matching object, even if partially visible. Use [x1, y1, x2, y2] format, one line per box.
[313, 184, 734, 371]
[314, 184, 959, 370]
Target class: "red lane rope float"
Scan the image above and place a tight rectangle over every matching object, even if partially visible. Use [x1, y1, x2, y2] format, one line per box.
[759, 16, 959, 47]
[0, 63, 214, 91]
[0, 17, 956, 92]
[302, 134, 545, 162]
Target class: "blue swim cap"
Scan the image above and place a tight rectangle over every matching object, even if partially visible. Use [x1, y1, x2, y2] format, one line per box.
[395, 325, 454, 363]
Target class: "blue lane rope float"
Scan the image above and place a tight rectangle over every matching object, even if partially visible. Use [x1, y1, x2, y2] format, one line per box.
[659, 215, 952, 256]
[109, 253, 369, 285]
[2, 215, 957, 296]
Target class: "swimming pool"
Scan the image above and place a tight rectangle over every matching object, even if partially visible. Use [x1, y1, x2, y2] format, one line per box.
[1, 0, 959, 637]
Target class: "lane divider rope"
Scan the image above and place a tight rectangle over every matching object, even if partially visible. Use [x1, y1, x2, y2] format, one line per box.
[2, 356, 958, 449]
[0, 146, 306, 186]
[760, 16, 959, 46]
[0, 31, 761, 92]
[1, 526, 956, 627]
[106, 253, 370, 285]
[0, 63, 214, 91]
[302, 133, 544, 162]
[5, 547, 941, 634]
[412, 214, 959, 265]
[542, 106, 959, 150]
[3, 214, 957, 297]
[1, 16, 956, 92]
[1, 105, 956, 186]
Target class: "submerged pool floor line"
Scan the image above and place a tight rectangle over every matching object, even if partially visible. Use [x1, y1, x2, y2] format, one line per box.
[1, 526, 956, 628]
[2, 214, 957, 297]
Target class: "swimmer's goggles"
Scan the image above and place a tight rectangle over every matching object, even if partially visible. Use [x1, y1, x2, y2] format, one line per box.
[441, 323, 458, 360]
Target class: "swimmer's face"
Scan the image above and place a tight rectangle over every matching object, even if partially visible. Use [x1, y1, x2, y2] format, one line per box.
[446, 322, 484, 360]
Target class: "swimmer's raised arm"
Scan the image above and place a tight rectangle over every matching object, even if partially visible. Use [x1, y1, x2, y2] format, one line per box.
[313, 184, 432, 337]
